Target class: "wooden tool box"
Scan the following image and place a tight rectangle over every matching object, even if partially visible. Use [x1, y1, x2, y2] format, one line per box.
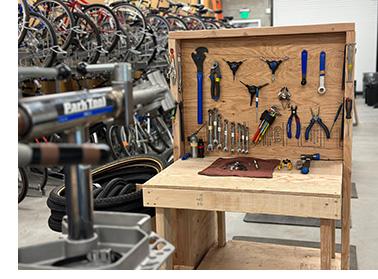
[142, 23, 355, 270]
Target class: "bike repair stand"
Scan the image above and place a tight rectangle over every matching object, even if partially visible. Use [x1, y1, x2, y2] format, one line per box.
[18, 63, 174, 269]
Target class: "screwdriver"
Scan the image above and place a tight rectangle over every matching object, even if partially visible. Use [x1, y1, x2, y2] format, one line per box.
[329, 102, 343, 134]
[345, 98, 353, 137]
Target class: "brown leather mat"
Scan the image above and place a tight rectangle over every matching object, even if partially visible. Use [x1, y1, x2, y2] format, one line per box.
[198, 157, 280, 178]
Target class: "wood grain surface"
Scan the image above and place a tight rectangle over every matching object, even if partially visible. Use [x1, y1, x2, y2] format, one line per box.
[197, 240, 341, 270]
[180, 32, 347, 160]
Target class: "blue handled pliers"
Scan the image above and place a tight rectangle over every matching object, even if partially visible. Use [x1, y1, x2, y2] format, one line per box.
[287, 105, 301, 139]
[305, 107, 330, 140]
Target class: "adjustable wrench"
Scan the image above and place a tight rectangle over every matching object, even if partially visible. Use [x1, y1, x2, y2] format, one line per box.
[216, 113, 222, 150]
[207, 109, 214, 151]
[237, 123, 242, 153]
[223, 119, 229, 152]
[318, 51, 326, 95]
[213, 108, 219, 146]
[230, 122, 235, 153]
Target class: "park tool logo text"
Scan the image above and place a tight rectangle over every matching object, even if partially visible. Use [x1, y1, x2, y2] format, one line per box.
[63, 96, 107, 115]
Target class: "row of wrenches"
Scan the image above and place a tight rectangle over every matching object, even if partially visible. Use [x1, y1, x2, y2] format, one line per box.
[207, 108, 249, 153]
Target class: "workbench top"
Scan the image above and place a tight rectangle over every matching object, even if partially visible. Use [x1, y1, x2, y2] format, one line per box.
[143, 157, 342, 198]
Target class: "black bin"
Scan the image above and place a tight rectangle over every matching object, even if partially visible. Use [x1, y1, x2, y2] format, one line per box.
[366, 82, 378, 106]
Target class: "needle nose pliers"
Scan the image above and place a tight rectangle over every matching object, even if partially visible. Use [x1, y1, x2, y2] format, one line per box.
[287, 105, 301, 139]
[305, 107, 330, 140]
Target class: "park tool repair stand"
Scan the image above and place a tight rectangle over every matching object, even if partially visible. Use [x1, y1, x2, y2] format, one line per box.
[240, 81, 269, 121]
[260, 56, 289, 81]
[209, 61, 221, 101]
[191, 47, 208, 124]
[223, 59, 246, 81]
[18, 63, 174, 269]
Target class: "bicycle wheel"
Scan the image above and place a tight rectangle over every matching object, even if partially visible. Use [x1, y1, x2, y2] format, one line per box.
[29, 167, 49, 191]
[146, 14, 169, 49]
[18, 0, 30, 45]
[182, 16, 206, 30]
[204, 20, 219, 30]
[18, 167, 29, 204]
[83, 4, 121, 53]
[106, 124, 127, 159]
[165, 15, 187, 31]
[18, 11, 58, 67]
[33, 0, 74, 50]
[67, 12, 102, 65]
[112, 2, 147, 50]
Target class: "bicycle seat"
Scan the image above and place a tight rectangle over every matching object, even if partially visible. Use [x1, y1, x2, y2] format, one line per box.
[198, 8, 208, 14]
[214, 10, 223, 14]
[158, 7, 170, 12]
[150, 8, 160, 14]
[223, 16, 234, 21]
[169, 2, 184, 8]
[190, 4, 204, 9]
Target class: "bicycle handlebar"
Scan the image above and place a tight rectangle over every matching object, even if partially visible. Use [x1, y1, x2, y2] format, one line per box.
[18, 64, 71, 81]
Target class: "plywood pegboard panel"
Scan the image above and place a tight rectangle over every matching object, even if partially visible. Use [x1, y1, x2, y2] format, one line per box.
[180, 32, 347, 160]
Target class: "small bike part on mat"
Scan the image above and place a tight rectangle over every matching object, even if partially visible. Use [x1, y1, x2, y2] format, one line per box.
[209, 61, 222, 101]
[253, 159, 259, 169]
[240, 81, 269, 121]
[277, 159, 293, 170]
[181, 152, 191, 160]
[287, 105, 301, 139]
[301, 49, 308, 85]
[305, 107, 330, 140]
[191, 47, 208, 124]
[223, 59, 247, 81]
[227, 161, 247, 171]
[260, 56, 289, 81]
[278, 87, 291, 109]
[318, 51, 326, 95]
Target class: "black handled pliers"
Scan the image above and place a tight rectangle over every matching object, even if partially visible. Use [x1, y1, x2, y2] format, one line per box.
[209, 61, 221, 101]
[305, 107, 330, 140]
[287, 105, 301, 139]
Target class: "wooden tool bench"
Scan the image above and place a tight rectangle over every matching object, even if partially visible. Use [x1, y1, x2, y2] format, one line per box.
[142, 23, 355, 270]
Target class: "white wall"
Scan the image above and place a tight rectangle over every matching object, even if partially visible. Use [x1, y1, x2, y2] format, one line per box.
[273, 0, 378, 91]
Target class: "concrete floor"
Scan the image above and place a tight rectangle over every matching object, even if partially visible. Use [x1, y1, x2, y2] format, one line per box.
[18, 96, 378, 269]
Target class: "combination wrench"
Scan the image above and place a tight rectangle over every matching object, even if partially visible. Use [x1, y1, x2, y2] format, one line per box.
[237, 123, 242, 153]
[212, 108, 219, 146]
[216, 113, 222, 150]
[207, 109, 214, 151]
[318, 51, 326, 95]
[230, 122, 235, 153]
[223, 119, 228, 152]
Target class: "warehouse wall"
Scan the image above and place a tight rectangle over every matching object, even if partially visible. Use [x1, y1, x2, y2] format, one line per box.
[273, 0, 378, 92]
[222, 0, 272, 26]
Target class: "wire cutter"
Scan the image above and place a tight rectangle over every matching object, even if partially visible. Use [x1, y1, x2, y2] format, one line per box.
[209, 61, 222, 101]
[305, 107, 330, 140]
[287, 105, 301, 139]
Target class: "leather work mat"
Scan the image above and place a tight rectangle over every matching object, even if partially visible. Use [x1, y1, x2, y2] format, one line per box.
[198, 157, 280, 178]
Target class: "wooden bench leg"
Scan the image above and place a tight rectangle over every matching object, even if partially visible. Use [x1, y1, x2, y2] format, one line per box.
[320, 219, 332, 270]
[217, 211, 226, 247]
[156, 208, 173, 269]
[331, 220, 336, 259]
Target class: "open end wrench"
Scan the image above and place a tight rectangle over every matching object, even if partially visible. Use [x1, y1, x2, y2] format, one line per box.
[241, 123, 245, 153]
[223, 119, 229, 152]
[213, 108, 219, 145]
[318, 51, 326, 95]
[207, 109, 214, 151]
[230, 122, 235, 153]
[237, 123, 242, 153]
[245, 127, 249, 154]
[191, 47, 208, 124]
[216, 113, 222, 150]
